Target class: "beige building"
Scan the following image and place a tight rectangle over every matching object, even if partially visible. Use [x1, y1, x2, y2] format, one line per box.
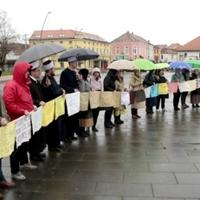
[29, 29, 110, 69]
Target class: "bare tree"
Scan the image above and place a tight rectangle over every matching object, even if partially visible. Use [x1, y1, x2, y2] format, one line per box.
[0, 10, 16, 67]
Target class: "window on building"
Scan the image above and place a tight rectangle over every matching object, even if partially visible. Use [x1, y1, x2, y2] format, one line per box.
[60, 41, 63, 44]
[59, 34, 65, 37]
[133, 48, 137, 54]
[47, 35, 53, 38]
[116, 47, 119, 54]
[124, 47, 129, 54]
[69, 41, 72, 44]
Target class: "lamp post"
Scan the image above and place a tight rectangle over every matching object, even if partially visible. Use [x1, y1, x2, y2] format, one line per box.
[40, 11, 51, 41]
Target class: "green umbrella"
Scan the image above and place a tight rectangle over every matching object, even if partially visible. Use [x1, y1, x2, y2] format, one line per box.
[133, 59, 156, 70]
[185, 60, 200, 68]
[155, 63, 169, 69]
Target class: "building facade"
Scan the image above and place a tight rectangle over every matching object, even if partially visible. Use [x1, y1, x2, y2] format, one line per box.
[110, 31, 154, 61]
[177, 36, 200, 60]
[29, 29, 110, 69]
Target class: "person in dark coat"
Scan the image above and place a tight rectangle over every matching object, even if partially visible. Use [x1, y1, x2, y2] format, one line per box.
[181, 68, 190, 109]
[143, 70, 157, 114]
[28, 61, 46, 161]
[190, 69, 200, 108]
[155, 69, 168, 111]
[60, 57, 86, 139]
[41, 59, 64, 152]
[103, 69, 117, 128]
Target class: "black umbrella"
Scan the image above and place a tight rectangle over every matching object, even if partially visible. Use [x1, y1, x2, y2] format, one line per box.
[58, 48, 99, 61]
[17, 43, 65, 63]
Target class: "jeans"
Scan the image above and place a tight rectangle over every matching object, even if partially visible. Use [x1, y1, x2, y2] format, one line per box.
[0, 159, 6, 181]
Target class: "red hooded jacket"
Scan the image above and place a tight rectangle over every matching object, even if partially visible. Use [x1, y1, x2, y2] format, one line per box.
[3, 62, 34, 120]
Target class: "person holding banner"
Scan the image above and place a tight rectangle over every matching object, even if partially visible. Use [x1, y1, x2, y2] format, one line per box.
[0, 69, 15, 190]
[143, 70, 157, 114]
[78, 68, 93, 135]
[129, 70, 145, 119]
[171, 68, 185, 111]
[181, 68, 190, 109]
[104, 69, 118, 128]
[90, 67, 102, 132]
[190, 69, 200, 108]
[114, 70, 126, 124]
[3, 61, 37, 181]
[28, 61, 46, 162]
[41, 59, 65, 151]
[155, 69, 168, 111]
[60, 56, 84, 140]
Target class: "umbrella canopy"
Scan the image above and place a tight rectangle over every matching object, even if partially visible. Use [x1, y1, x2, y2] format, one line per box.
[169, 61, 191, 69]
[133, 59, 156, 70]
[155, 63, 169, 69]
[185, 60, 200, 68]
[107, 59, 138, 71]
[17, 43, 65, 63]
[58, 48, 99, 61]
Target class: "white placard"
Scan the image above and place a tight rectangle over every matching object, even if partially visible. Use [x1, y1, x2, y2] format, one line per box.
[65, 92, 80, 116]
[121, 92, 130, 106]
[144, 87, 151, 98]
[31, 106, 42, 134]
[15, 115, 31, 147]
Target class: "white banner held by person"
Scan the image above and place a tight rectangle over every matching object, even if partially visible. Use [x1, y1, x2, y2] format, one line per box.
[121, 92, 130, 106]
[15, 115, 32, 148]
[65, 92, 80, 116]
[31, 106, 42, 134]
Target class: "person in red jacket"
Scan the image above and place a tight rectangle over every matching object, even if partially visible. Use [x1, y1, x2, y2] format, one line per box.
[3, 61, 37, 181]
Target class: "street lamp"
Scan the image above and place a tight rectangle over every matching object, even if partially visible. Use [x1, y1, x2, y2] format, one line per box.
[40, 11, 52, 40]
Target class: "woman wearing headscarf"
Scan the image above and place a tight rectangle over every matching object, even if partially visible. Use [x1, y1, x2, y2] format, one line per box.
[90, 67, 102, 132]
[78, 68, 93, 135]
[129, 70, 145, 118]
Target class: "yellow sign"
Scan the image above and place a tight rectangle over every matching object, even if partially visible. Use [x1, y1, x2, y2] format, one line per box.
[158, 83, 169, 95]
[42, 100, 55, 127]
[0, 121, 16, 158]
[55, 96, 65, 120]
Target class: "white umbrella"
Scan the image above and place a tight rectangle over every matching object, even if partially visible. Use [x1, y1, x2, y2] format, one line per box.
[107, 60, 138, 71]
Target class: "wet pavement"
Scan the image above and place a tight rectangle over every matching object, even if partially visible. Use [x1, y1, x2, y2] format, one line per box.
[1, 73, 200, 199]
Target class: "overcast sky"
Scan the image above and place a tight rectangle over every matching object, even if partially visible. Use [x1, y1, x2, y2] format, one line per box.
[1, 0, 200, 45]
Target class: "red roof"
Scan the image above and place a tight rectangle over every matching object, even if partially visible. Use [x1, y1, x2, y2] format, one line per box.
[111, 31, 148, 43]
[177, 36, 200, 51]
[30, 29, 107, 43]
[168, 43, 182, 50]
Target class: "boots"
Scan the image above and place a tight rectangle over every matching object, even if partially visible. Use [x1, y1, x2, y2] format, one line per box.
[114, 115, 124, 124]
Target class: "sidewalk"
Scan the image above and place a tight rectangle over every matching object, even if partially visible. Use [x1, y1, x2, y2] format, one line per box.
[1, 95, 200, 199]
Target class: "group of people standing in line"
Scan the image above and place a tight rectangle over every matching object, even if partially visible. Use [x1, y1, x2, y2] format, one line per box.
[0, 57, 200, 199]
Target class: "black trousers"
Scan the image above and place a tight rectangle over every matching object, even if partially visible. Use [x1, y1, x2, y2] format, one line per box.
[65, 113, 79, 138]
[10, 142, 29, 174]
[29, 128, 46, 156]
[131, 108, 138, 115]
[92, 108, 99, 128]
[46, 120, 61, 149]
[104, 107, 113, 126]
[173, 92, 181, 109]
[181, 92, 188, 106]
[156, 96, 166, 109]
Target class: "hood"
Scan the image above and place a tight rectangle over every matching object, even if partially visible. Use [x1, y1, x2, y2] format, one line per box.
[13, 62, 31, 85]
[92, 67, 101, 75]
